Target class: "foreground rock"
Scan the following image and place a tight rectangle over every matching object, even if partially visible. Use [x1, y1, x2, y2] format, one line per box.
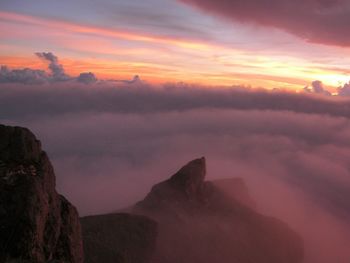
[134, 157, 304, 263]
[0, 124, 304, 263]
[81, 213, 157, 263]
[0, 125, 83, 263]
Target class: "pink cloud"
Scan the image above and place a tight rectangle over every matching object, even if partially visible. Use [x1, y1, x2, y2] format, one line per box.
[180, 0, 350, 47]
[3, 82, 350, 261]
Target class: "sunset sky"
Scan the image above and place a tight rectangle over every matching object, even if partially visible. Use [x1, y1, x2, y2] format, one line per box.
[1, 0, 350, 90]
[3, 2, 350, 261]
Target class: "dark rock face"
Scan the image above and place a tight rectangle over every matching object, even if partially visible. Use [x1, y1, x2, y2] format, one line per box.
[81, 213, 157, 263]
[0, 124, 83, 263]
[0, 124, 303, 263]
[137, 157, 208, 212]
[135, 157, 304, 263]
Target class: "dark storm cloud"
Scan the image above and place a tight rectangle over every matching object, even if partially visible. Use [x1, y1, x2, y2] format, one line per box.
[180, 0, 350, 47]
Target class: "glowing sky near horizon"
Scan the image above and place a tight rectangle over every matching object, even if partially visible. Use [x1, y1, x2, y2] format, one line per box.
[1, 0, 350, 89]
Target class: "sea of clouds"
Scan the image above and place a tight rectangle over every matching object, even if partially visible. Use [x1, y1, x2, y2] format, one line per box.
[2, 53, 350, 262]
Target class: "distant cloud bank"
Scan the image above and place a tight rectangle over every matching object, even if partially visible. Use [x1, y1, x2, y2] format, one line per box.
[1, 52, 350, 96]
[2, 67, 350, 261]
[35, 52, 70, 81]
[0, 52, 141, 85]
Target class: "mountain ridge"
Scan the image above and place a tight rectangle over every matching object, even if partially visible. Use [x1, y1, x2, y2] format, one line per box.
[134, 157, 304, 263]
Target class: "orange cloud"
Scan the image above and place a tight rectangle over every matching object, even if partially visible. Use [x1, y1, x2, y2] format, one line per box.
[0, 11, 213, 51]
[1, 11, 349, 89]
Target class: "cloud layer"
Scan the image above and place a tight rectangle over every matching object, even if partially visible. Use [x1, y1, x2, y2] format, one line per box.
[3, 53, 350, 98]
[2, 80, 350, 262]
[180, 0, 350, 47]
[2, 81, 350, 121]
[0, 66, 48, 84]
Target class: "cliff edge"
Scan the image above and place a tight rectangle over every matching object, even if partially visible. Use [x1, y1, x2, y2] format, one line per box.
[0, 125, 83, 263]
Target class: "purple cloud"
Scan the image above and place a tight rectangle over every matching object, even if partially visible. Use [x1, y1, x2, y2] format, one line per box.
[77, 72, 97, 84]
[304, 80, 332, 96]
[2, 81, 350, 261]
[180, 0, 350, 47]
[0, 52, 101, 84]
[35, 52, 70, 81]
[338, 82, 350, 96]
[0, 65, 48, 84]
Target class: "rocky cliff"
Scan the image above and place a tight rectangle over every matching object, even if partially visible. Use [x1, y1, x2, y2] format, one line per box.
[134, 157, 304, 263]
[0, 124, 83, 263]
[0, 124, 304, 263]
[81, 213, 157, 263]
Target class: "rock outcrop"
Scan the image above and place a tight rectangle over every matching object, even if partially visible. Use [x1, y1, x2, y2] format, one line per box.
[81, 213, 157, 263]
[134, 157, 304, 263]
[0, 124, 304, 263]
[137, 157, 208, 212]
[0, 124, 83, 263]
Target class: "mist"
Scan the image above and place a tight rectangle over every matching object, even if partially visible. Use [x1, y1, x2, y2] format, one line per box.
[1, 82, 350, 262]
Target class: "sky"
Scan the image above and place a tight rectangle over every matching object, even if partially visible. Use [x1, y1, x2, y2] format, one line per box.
[1, 0, 350, 90]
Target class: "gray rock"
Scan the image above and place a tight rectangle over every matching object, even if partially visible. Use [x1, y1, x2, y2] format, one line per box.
[81, 213, 157, 263]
